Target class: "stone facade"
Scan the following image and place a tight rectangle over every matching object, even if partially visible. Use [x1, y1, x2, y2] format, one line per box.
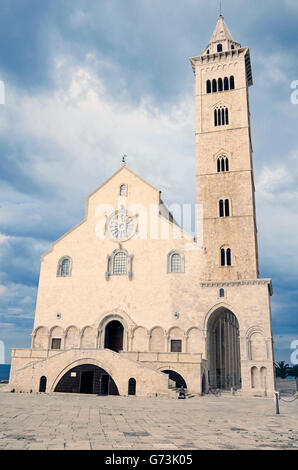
[8, 15, 276, 398]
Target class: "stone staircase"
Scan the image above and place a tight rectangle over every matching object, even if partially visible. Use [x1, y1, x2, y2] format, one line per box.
[168, 384, 196, 399]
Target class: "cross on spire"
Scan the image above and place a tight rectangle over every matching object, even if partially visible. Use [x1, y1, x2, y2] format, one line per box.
[122, 154, 127, 166]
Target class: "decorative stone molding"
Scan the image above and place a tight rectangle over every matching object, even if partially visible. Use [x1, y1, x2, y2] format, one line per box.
[200, 279, 273, 295]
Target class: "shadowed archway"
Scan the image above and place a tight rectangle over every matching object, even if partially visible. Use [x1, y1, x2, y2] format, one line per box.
[161, 370, 187, 388]
[207, 307, 241, 390]
[54, 363, 119, 395]
[104, 320, 124, 352]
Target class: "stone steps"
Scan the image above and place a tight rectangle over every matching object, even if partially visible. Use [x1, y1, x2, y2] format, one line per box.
[168, 385, 195, 399]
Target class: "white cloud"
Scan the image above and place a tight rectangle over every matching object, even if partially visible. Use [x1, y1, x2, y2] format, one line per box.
[0, 285, 7, 295]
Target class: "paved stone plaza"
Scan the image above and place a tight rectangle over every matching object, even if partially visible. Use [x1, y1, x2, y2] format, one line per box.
[0, 388, 297, 450]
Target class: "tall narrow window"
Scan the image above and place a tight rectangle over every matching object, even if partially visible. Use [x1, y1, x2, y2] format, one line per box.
[226, 248, 232, 266]
[221, 158, 226, 172]
[212, 79, 217, 93]
[217, 156, 229, 173]
[214, 106, 229, 127]
[219, 200, 224, 218]
[220, 248, 226, 267]
[219, 199, 230, 217]
[214, 109, 218, 127]
[230, 76, 235, 89]
[206, 80, 211, 94]
[224, 77, 229, 91]
[120, 184, 127, 197]
[224, 199, 230, 217]
[218, 78, 223, 92]
[113, 251, 128, 275]
[220, 248, 232, 267]
[171, 254, 182, 273]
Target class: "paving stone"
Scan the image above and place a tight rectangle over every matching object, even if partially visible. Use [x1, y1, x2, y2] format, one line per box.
[0, 393, 297, 450]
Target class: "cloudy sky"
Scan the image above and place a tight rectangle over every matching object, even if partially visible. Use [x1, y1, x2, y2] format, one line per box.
[0, 0, 297, 364]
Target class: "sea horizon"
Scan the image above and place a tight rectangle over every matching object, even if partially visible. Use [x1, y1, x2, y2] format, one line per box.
[0, 364, 11, 381]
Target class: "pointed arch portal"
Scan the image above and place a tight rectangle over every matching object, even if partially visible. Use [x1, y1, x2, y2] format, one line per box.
[207, 307, 241, 390]
[54, 363, 119, 395]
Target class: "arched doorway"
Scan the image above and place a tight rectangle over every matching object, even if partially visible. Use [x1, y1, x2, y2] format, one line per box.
[39, 376, 47, 392]
[207, 307, 241, 390]
[104, 320, 124, 352]
[128, 378, 136, 395]
[162, 370, 187, 388]
[54, 363, 119, 395]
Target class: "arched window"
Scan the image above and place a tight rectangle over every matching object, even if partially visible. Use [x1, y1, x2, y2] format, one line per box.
[230, 76, 235, 90]
[217, 156, 229, 173]
[57, 257, 72, 277]
[227, 248, 232, 266]
[231, 45, 235, 50]
[206, 80, 211, 94]
[219, 200, 224, 218]
[106, 249, 133, 280]
[212, 79, 217, 93]
[214, 106, 229, 127]
[220, 248, 232, 266]
[218, 78, 223, 92]
[224, 77, 229, 91]
[167, 251, 184, 273]
[128, 378, 136, 395]
[225, 199, 230, 217]
[217, 44, 223, 53]
[120, 184, 127, 197]
[225, 107, 229, 125]
[171, 254, 182, 273]
[207, 49, 210, 55]
[219, 199, 230, 217]
[219, 288, 225, 298]
[220, 248, 226, 267]
[113, 251, 128, 275]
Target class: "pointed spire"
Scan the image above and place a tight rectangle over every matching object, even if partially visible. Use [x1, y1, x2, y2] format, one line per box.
[210, 15, 235, 43]
[203, 15, 241, 56]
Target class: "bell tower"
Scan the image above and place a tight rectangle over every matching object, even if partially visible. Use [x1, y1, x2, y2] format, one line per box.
[191, 15, 259, 281]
